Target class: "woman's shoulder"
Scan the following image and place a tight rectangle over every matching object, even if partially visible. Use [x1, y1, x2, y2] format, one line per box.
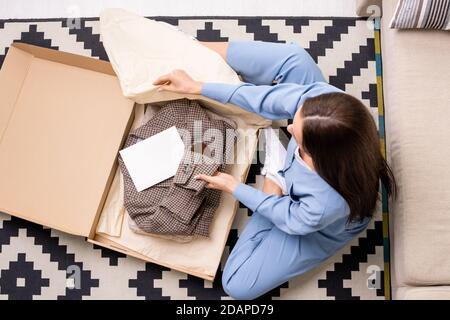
[288, 173, 349, 225]
[309, 179, 351, 225]
[323, 187, 350, 218]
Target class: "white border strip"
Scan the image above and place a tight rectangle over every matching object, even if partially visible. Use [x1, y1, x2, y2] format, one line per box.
[0, 0, 357, 19]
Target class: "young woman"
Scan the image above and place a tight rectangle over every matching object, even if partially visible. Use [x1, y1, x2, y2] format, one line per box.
[153, 40, 396, 300]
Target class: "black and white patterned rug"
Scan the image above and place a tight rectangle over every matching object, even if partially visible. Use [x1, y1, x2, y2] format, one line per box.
[0, 16, 386, 300]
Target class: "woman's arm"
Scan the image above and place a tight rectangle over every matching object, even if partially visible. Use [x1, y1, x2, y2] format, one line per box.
[201, 81, 342, 120]
[152, 70, 341, 120]
[153, 41, 337, 119]
[232, 183, 329, 235]
[196, 172, 331, 236]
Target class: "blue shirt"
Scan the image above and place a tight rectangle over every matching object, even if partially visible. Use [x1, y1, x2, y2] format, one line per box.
[201, 40, 370, 243]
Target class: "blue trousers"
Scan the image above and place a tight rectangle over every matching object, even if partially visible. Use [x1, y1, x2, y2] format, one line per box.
[222, 212, 308, 299]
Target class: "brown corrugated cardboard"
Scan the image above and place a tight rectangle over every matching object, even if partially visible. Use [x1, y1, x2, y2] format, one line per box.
[0, 43, 266, 281]
[0, 43, 135, 237]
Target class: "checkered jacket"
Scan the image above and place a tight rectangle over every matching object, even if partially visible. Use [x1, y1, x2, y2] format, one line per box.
[119, 98, 236, 237]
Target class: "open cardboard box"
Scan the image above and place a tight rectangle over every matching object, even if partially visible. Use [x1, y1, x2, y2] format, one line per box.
[0, 43, 269, 281]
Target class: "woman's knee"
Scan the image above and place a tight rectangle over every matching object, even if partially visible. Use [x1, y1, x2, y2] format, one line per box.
[221, 260, 267, 300]
[221, 272, 262, 300]
[220, 216, 275, 300]
[277, 44, 325, 84]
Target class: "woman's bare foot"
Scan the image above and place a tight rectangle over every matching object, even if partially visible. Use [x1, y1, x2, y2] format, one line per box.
[262, 176, 283, 196]
[198, 41, 229, 61]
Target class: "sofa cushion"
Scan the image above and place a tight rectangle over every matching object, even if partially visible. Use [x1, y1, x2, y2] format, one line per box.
[396, 287, 450, 300]
[390, 0, 450, 30]
[382, 0, 450, 287]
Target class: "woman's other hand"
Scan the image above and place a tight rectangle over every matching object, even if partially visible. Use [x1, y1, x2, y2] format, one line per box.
[152, 69, 204, 95]
[195, 172, 240, 194]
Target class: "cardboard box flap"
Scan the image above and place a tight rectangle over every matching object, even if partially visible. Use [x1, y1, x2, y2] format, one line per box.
[11, 42, 116, 76]
[0, 43, 134, 237]
[0, 45, 32, 139]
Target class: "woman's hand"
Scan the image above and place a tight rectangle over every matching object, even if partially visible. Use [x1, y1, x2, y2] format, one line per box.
[195, 172, 240, 194]
[152, 69, 204, 95]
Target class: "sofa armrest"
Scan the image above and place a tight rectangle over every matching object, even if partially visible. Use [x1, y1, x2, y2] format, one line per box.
[355, 0, 382, 17]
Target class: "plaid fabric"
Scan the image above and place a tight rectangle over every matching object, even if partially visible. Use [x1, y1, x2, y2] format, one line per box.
[127, 216, 197, 242]
[119, 98, 236, 237]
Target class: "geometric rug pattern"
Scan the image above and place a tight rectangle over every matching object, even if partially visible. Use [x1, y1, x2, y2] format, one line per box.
[0, 16, 386, 300]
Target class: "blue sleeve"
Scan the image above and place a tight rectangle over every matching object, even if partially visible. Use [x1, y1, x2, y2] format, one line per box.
[226, 40, 326, 85]
[201, 81, 342, 120]
[232, 183, 329, 235]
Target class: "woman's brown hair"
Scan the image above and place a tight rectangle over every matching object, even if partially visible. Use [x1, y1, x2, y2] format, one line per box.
[300, 92, 396, 223]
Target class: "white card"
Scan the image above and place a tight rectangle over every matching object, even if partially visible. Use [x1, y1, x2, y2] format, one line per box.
[119, 126, 185, 192]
